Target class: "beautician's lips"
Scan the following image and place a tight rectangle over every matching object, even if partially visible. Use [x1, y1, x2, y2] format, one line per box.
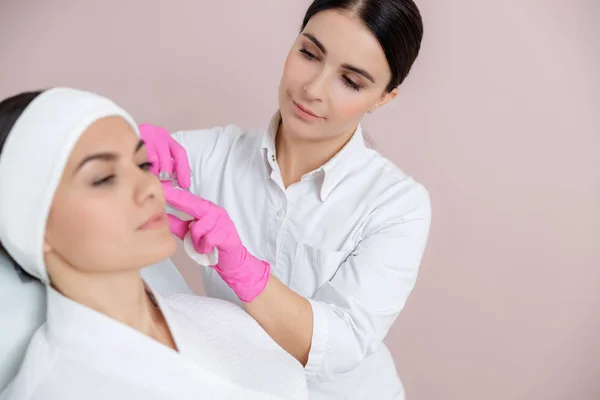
[138, 211, 168, 230]
[293, 101, 322, 119]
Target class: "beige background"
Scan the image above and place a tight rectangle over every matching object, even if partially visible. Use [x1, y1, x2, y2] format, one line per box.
[1, 0, 599, 398]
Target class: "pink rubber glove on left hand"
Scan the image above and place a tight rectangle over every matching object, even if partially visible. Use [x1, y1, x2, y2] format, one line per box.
[162, 184, 270, 303]
[138, 124, 191, 189]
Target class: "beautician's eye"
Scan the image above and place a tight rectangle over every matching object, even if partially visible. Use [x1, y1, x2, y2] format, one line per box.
[342, 75, 362, 92]
[139, 161, 153, 171]
[299, 48, 319, 62]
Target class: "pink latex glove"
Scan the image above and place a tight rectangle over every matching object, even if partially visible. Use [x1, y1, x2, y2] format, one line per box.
[138, 123, 191, 189]
[162, 184, 271, 303]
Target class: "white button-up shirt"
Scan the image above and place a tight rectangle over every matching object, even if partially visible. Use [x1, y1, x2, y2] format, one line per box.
[172, 113, 431, 399]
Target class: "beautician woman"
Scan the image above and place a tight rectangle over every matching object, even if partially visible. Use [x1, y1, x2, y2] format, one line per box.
[142, 0, 430, 398]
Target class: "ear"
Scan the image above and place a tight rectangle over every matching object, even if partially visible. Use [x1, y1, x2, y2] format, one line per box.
[43, 240, 53, 254]
[370, 88, 399, 113]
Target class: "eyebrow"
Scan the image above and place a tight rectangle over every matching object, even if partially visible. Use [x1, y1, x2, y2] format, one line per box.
[341, 63, 375, 83]
[135, 140, 145, 152]
[302, 33, 376, 83]
[75, 139, 145, 172]
[303, 33, 327, 55]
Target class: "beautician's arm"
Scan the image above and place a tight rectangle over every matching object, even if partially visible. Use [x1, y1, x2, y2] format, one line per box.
[243, 189, 431, 380]
[244, 276, 313, 366]
[171, 126, 245, 193]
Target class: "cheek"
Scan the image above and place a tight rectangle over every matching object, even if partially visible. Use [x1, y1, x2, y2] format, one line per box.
[281, 52, 311, 91]
[46, 196, 127, 263]
[328, 87, 371, 120]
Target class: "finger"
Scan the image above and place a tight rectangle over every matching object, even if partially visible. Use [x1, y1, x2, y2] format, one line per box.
[138, 125, 159, 176]
[168, 138, 192, 189]
[167, 214, 190, 240]
[194, 236, 216, 255]
[189, 219, 223, 254]
[139, 124, 174, 176]
[155, 146, 174, 178]
[188, 218, 216, 243]
[160, 181, 174, 198]
[187, 220, 215, 254]
[161, 185, 212, 219]
[146, 152, 160, 176]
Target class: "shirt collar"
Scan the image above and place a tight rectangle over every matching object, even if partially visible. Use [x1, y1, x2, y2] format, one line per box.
[261, 111, 368, 201]
[45, 283, 171, 346]
[260, 112, 280, 159]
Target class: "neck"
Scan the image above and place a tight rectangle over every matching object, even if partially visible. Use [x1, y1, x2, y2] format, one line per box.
[275, 122, 355, 187]
[49, 263, 158, 336]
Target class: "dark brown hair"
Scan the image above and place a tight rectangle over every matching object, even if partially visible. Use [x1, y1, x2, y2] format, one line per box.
[0, 90, 45, 278]
[301, 0, 424, 92]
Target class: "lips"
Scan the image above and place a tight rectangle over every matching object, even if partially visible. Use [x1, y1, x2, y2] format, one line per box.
[293, 101, 322, 119]
[138, 211, 168, 230]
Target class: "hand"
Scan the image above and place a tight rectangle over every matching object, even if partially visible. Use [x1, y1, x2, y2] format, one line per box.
[161, 184, 242, 254]
[162, 184, 270, 302]
[138, 124, 191, 189]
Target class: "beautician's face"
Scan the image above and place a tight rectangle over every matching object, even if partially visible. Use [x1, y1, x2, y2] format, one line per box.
[44, 117, 176, 274]
[278, 10, 398, 142]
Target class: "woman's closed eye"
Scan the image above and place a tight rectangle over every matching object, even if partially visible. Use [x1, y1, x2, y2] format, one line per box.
[92, 161, 154, 187]
[139, 161, 153, 171]
[342, 75, 362, 91]
[92, 174, 115, 186]
[299, 48, 318, 61]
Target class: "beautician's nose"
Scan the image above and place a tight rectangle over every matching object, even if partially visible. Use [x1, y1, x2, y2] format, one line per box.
[303, 69, 327, 101]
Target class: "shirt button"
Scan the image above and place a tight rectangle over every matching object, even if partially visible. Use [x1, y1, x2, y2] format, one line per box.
[271, 154, 276, 162]
[276, 210, 285, 219]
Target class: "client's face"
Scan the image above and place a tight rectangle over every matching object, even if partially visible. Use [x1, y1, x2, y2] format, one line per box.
[44, 116, 176, 274]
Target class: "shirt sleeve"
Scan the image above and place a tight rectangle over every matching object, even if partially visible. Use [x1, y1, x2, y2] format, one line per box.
[171, 125, 243, 196]
[303, 183, 431, 382]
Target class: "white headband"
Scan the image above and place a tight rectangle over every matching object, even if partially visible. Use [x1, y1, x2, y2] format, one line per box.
[0, 88, 138, 283]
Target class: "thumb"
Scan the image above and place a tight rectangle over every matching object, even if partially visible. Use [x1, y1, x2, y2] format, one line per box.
[167, 214, 190, 240]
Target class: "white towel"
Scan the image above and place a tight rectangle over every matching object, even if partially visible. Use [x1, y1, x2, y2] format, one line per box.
[0, 88, 138, 283]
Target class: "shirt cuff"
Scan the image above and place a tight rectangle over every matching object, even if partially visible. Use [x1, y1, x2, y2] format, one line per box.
[304, 298, 330, 381]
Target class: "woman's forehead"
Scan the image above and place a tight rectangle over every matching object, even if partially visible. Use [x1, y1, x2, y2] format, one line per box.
[66, 117, 139, 165]
[302, 10, 390, 79]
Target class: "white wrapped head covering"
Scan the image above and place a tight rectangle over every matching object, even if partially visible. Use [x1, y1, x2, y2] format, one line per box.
[0, 88, 138, 283]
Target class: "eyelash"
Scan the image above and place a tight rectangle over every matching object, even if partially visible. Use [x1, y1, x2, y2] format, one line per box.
[298, 48, 363, 92]
[342, 76, 361, 91]
[92, 161, 154, 187]
[140, 161, 153, 171]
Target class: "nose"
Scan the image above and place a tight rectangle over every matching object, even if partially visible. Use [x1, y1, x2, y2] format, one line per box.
[133, 168, 162, 205]
[303, 69, 327, 101]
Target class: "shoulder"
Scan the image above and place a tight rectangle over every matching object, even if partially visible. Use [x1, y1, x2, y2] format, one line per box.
[162, 295, 306, 382]
[0, 255, 45, 392]
[163, 294, 278, 343]
[357, 149, 431, 220]
[163, 294, 296, 356]
[171, 124, 264, 155]
[164, 293, 252, 320]
[2, 330, 55, 400]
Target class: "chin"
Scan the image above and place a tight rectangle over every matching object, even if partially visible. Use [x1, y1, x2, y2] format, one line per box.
[280, 109, 321, 141]
[139, 234, 178, 267]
